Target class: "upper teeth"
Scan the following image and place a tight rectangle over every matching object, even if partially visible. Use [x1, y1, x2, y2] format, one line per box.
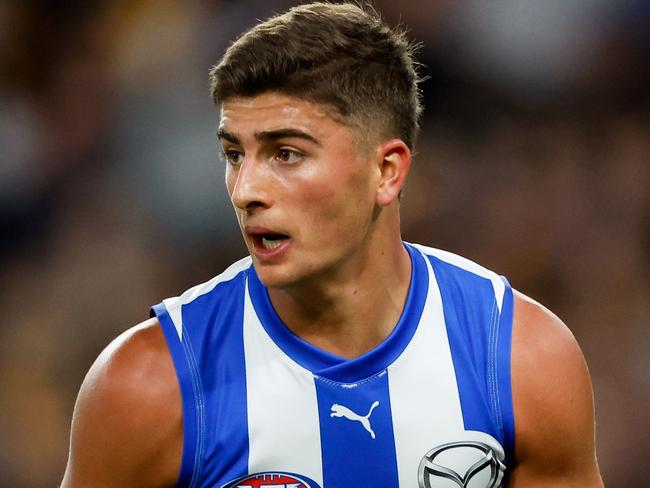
[262, 236, 283, 249]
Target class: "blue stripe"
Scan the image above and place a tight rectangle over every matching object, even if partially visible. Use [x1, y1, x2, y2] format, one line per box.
[152, 303, 200, 488]
[426, 256, 502, 442]
[179, 277, 250, 486]
[152, 269, 251, 488]
[315, 371, 399, 487]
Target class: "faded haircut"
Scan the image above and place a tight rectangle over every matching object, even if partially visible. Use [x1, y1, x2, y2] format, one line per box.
[209, 2, 424, 150]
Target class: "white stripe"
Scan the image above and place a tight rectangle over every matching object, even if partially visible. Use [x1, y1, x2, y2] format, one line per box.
[411, 243, 505, 311]
[243, 280, 323, 484]
[162, 256, 252, 340]
[388, 252, 465, 487]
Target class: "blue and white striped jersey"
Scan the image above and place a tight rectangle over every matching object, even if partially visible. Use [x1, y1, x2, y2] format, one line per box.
[151, 243, 515, 488]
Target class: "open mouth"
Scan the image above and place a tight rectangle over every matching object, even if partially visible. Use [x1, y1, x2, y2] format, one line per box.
[252, 232, 290, 251]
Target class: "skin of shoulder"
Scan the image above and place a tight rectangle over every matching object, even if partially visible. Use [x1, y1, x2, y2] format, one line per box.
[508, 290, 603, 487]
[61, 318, 182, 488]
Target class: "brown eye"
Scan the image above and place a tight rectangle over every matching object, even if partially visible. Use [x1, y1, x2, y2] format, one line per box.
[223, 150, 244, 166]
[276, 148, 302, 164]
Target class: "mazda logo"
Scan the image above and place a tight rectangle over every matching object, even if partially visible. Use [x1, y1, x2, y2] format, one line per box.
[418, 440, 506, 488]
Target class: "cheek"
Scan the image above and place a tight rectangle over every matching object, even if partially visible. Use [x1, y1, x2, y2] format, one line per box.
[292, 168, 374, 232]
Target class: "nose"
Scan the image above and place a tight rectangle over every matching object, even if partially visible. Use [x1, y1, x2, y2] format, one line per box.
[228, 157, 270, 211]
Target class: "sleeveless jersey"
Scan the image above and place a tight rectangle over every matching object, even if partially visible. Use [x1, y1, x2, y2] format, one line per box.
[151, 243, 515, 488]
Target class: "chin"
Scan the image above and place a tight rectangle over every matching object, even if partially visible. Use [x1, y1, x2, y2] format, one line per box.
[252, 262, 299, 289]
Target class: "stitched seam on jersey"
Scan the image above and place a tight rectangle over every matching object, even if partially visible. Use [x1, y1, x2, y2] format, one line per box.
[182, 328, 206, 488]
[487, 299, 505, 440]
[313, 368, 388, 388]
[488, 301, 503, 433]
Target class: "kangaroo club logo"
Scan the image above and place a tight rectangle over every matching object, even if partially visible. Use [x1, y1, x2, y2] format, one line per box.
[418, 436, 506, 488]
[330, 400, 380, 439]
[222, 471, 319, 488]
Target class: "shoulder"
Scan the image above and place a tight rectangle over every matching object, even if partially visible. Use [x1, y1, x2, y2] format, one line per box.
[511, 291, 585, 389]
[511, 290, 591, 440]
[62, 318, 182, 487]
[509, 290, 602, 485]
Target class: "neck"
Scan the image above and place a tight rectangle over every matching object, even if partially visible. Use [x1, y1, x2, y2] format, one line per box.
[267, 227, 411, 359]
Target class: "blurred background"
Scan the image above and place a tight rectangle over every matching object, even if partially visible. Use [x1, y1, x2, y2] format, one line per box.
[1, 0, 648, 486]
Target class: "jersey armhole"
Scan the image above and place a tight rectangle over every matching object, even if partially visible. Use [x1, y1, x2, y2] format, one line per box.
[494, 277, 515, 470]
[151, 302, 202, 488]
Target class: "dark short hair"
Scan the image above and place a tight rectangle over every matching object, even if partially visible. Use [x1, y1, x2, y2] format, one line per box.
[209, 2, 423, 149]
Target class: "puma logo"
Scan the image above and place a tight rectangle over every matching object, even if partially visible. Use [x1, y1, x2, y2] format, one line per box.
[330, 400, 380, 439]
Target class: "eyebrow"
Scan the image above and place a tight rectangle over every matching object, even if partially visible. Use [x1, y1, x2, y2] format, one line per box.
[217, 127, 321, 147]
[255, 128, 321, 146]
[217, 127, 239, 144]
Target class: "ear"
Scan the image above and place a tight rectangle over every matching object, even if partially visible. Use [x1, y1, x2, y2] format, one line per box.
[375, 139, 411, 207]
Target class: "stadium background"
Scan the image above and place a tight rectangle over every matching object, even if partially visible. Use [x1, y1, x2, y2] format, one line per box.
[1, 0, 648, 486]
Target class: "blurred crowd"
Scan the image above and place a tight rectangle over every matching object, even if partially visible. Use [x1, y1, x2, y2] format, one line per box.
[1, 1, 648, 486]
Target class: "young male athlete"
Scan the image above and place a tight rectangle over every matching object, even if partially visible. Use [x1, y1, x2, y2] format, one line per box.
[62, 3, 604, 487]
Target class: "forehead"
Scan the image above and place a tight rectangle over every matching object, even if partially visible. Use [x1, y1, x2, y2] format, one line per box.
[219, 92, 349, 139]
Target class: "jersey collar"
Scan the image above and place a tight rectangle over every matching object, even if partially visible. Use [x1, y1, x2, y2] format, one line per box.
[247, 242, 428, 383]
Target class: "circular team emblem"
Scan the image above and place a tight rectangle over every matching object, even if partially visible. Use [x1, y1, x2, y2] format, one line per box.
[418, 437, 506, 488]
[222, 471, 320, 488]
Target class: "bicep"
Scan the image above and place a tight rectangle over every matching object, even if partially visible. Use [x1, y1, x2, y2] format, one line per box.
[62, 368, 140, 487]
[507, 292, 603, 487]
[61, 320, 182, 488]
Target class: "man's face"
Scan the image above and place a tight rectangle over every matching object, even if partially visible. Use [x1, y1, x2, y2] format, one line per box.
[219, 92, 381, 289]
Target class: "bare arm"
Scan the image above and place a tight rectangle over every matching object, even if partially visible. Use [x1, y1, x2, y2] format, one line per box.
[61, 318, 182, 488]
[507, 291, 603, 487]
